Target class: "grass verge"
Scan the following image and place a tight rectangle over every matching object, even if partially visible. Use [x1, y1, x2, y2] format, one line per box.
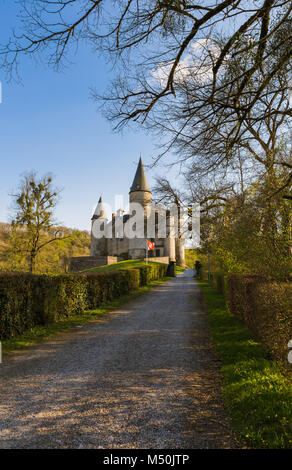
[82, 259, 166, 273]
[175, 265, 186, 274]
[198, 280, 292, 449]
[2, 276, 170, 356]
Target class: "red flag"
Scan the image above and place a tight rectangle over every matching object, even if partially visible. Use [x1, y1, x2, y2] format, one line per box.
[147, 240, 155, 251]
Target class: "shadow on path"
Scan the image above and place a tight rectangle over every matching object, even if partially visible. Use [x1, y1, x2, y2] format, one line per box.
[0, 270, 236, 449]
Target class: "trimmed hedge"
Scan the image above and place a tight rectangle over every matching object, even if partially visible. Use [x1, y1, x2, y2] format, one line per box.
[208, 272, 227, 296]
[227, 274, 292, 368]
[0, 263, 168, 340]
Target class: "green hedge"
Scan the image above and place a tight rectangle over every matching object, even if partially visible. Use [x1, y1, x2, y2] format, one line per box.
[208, 272, 226, 295]
[0, 263, 168, 340]
[227, 274, 292, 368]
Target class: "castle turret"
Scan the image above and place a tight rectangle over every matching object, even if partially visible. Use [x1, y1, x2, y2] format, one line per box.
[91, 196, 107, 221]
[90, 196, 108, 256]
[129, 157, 152, 207]
[128, 157, 152, 259]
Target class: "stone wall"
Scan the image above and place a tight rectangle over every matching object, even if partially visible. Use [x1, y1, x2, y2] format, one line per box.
[107, 237, 129, 258]
[69, 256, 118, 273]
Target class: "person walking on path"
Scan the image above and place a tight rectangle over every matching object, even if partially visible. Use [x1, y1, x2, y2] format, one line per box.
[194, 260, 202, 277]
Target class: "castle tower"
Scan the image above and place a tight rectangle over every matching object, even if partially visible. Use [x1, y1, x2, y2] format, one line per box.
[129, 157, 152, 208]
[90, 196, 108, 256]
[128, 157, 152, 259]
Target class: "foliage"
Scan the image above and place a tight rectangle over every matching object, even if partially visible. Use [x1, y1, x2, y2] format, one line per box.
[0, 262, 168, 340]
[2, 3, 291, 282]
[10, 172, 63, 273]
[184, 249, 198, 268]
[0, 222, 91, 274]
[199, 281, 292, 449]
[86, 259, 170, 285]
[175, 265, 185, 274]
[227, 274, 292, 368]
[211, 180, 292, 280]
[1, 277, 169, 355]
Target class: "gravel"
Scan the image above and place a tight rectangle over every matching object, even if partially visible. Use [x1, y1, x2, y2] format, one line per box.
[0, 270, 236, 449]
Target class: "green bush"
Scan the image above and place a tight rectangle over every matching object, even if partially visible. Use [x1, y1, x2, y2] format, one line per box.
[138, 263, 168, 285]
[227, 274, 292, 368]
[0, 262, 168, 340]
[201, 271, 227, 297]
[212, 272, 227, 296]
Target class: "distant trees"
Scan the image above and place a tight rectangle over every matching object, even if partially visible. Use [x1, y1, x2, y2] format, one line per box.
[1, 224, 91, 274]
[10, 172, 63, 273]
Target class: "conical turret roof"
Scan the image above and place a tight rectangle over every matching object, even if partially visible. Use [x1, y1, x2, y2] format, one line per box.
[91, 195, 107, 220]
[130, 157, 151, 193]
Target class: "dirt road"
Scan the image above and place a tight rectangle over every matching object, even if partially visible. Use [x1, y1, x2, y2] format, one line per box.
[0, 270, 235, 448]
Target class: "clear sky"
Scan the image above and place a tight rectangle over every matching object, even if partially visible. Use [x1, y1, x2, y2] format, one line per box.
[0, 1, 175, 231]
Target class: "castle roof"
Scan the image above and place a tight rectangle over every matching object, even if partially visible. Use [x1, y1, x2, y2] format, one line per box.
[111, 214, 130, 225]
[129, 157, 151, 193]
[91, 195, 107, 220]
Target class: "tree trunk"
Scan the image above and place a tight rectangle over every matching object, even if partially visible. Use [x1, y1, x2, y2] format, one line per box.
[175, 237, 185, 267]
[29, 250, 36, 273]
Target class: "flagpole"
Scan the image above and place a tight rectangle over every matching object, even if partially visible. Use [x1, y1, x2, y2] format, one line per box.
[146, 239, 148, 265]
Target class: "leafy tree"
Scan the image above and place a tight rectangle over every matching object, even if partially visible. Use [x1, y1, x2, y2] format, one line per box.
[11, 172, 63, 273]
[153, 153, 291, 279]
[0, 223, 91, 274]
[212, 179, 292, 279]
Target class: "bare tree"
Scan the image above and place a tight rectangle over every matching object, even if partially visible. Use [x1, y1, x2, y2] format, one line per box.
[138, 37, 292, 194]
[152, 172, 236, 259]
[2, 1, 291, 206]
[1, 1, 292, 144]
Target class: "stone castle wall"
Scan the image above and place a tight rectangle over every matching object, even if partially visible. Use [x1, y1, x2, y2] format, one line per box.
[69, 256, 118, 273]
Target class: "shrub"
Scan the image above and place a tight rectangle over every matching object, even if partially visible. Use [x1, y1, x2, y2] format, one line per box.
[138, 263, 168, 285]
[214, 272, 226, 296]
[0, 262, 168, 340]
[85, 269, 141, 309]
[0, 273, 36, 338]
[227, 274, 292, 368]
[201, 271, 227, 297]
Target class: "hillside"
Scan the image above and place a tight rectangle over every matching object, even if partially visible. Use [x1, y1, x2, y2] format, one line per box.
[0, 222, 198, 274]
[0, 222, 90, 274]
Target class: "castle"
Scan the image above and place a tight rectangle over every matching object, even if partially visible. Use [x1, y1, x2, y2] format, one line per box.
[69, 158, 185, 272]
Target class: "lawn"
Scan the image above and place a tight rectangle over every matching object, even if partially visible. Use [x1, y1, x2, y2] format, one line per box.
[175, 265, 186, 274]
[83, 259, 167, 273]
[198, 280, 292, 449]
[84, 259, 187, 276]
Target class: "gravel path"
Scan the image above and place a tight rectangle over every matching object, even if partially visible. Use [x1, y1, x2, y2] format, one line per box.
[0, 270, 236, 449]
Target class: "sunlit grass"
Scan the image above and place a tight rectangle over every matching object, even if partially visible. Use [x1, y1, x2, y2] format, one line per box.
[198, 280, 292, 449]
[82, 259, 166, 273]
[175, 265, 186, 274]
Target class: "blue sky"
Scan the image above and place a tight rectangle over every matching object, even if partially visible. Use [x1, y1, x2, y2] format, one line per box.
[0, 1, 174, 230]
